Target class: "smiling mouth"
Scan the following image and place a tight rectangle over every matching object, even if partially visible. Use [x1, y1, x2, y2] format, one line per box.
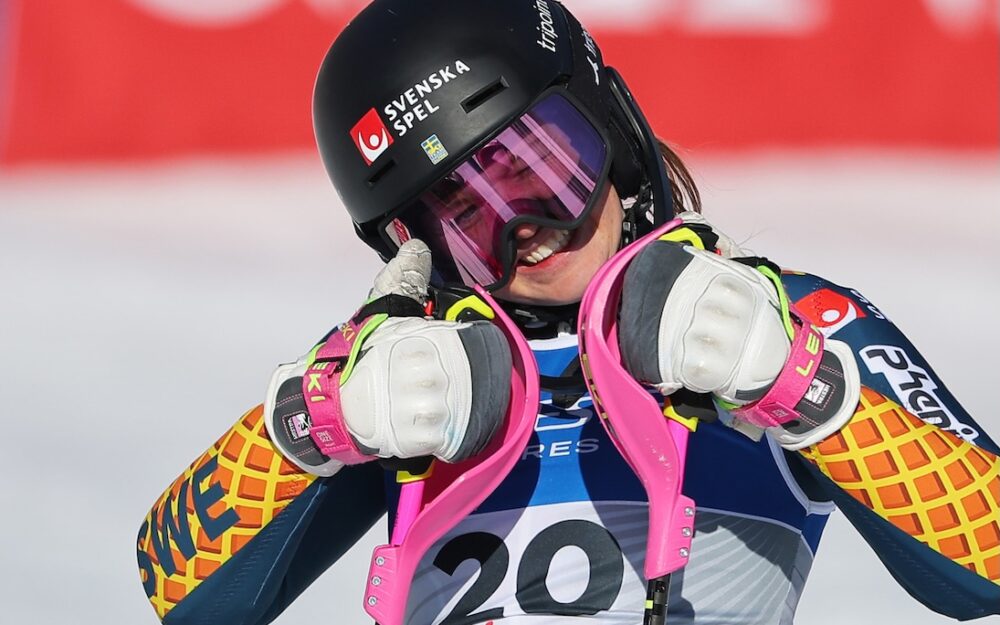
[519, 228, 573, 265]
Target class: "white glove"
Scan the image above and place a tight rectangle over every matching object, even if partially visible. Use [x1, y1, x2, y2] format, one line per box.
[340, 315, 501, 461]
[622, 243, 789, 402]
[265, 240, 511, 476]
[619, 234, 860, 450]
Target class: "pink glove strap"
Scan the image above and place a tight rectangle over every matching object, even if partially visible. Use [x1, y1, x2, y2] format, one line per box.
[731, 307, 824, 429]
[302, 317, 375, 465]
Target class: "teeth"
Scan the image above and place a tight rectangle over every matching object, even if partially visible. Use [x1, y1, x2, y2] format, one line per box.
[521, 229, 571, 265]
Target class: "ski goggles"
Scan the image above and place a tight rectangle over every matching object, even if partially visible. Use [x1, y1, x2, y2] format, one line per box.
[381, 91, 611, 290]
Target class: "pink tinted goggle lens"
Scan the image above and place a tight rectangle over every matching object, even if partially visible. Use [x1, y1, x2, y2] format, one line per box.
[386, 92, 607, 288]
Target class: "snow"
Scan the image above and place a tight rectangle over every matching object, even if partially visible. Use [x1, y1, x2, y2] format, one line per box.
[1, 150, 997, 625]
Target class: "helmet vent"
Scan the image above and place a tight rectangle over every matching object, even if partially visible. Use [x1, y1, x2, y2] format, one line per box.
[366, 159, 396, 188]
[461, 77, 509, 113]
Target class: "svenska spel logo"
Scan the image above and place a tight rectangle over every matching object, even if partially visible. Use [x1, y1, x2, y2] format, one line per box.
[794, 288, 866, 336]
[350, 108, 394, 165]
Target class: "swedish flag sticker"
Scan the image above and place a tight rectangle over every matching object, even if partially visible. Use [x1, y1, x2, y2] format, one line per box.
[421, 134, 449, 165]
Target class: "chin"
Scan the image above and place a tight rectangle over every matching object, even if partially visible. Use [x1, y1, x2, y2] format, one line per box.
[496, 269, 593, 306]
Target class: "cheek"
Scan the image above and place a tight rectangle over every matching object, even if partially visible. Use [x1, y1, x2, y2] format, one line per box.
[595, 196, 623, 258]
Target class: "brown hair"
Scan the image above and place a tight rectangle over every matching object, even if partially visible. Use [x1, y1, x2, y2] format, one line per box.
[658, 138, 701, 215]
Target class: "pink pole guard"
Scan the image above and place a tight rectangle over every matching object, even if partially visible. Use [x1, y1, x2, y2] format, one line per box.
[579, 218, 697, 581]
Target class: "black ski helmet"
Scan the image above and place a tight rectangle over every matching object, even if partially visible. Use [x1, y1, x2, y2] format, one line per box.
[313, 0, 673, 277]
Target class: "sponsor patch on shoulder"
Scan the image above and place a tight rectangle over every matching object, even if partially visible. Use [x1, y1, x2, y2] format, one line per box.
[861, 345, 979, 442]
[794, 288, 866, 336]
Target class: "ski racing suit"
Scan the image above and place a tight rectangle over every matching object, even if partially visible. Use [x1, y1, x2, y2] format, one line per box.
[137, 273, 1000, 625]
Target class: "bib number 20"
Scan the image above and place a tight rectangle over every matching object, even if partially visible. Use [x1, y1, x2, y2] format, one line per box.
[433, 519, 624, 625]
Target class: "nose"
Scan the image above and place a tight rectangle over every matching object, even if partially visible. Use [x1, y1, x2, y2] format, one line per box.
[513, 222, 540, 242]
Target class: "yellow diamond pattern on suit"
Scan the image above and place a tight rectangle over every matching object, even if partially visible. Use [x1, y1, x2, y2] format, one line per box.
[138, 405, 316, 619]
[800, 388, 1000, 583]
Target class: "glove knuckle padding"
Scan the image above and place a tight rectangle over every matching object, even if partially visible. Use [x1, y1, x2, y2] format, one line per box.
[680, 273, 755, 391]
[340, 318, 470, 459]
[339, 317, 511, 462]
[621, 241, 789, 400]
[389, 335, 453, 455]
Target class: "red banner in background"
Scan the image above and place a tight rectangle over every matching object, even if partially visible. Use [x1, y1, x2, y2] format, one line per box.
[0, 0, 17, 150]
[1, 0, 997, 164]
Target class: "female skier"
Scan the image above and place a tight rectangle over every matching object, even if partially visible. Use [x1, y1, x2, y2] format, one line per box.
[136, 1, 999, 624]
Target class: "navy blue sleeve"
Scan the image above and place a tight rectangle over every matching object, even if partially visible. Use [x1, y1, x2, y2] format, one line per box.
[160, 465, 387, 625]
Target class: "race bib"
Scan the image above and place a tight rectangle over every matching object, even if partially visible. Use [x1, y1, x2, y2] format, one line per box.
[406, 501, 649, 625]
